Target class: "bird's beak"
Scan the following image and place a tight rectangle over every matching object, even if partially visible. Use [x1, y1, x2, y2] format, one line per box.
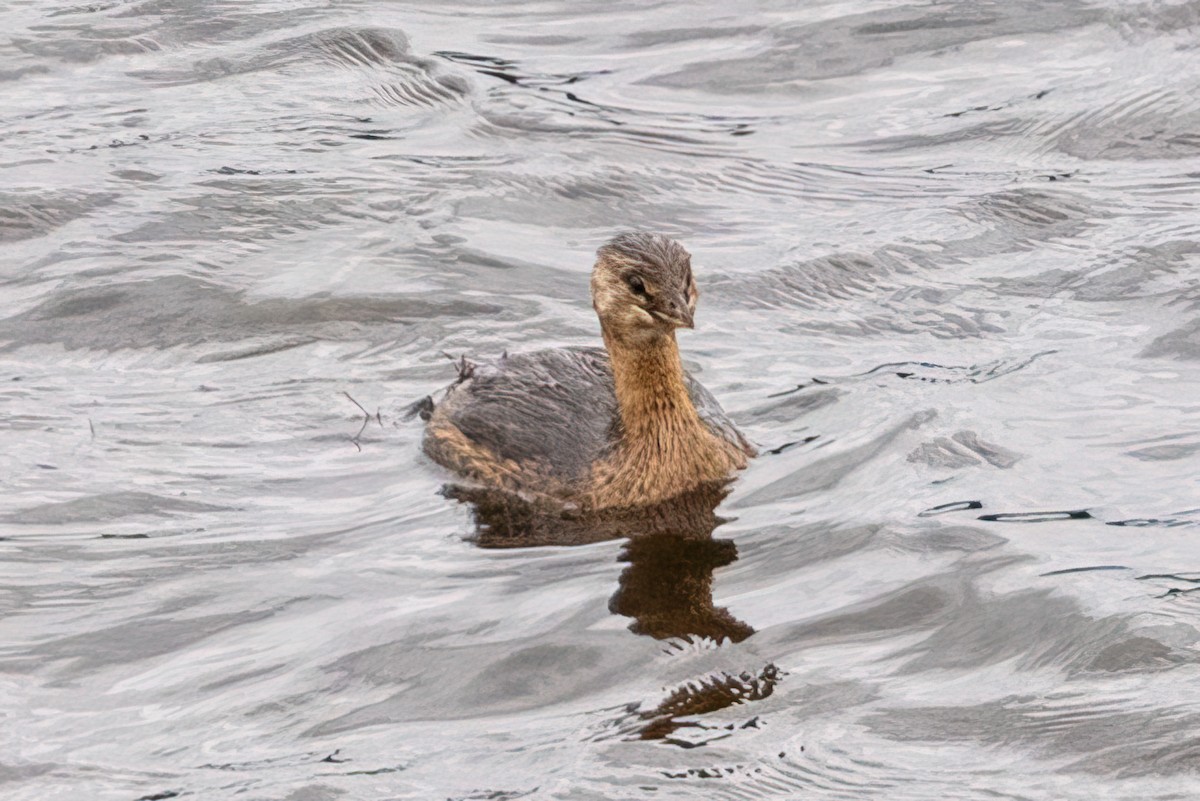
[654, 293, 694, 329]
[674, 305, 695, 329]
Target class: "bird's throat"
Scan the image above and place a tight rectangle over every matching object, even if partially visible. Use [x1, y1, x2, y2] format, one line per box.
[590, 326, 746, 508]
[603, 328, 702, 442]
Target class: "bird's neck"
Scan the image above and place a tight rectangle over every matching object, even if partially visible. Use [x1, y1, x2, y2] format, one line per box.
[603, 328, 704, 440]
[592, 326, 744, 508]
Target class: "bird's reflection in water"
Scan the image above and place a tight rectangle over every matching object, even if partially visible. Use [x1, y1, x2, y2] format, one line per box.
[609, 528, 752, 643]
[443, 480, 780, 744]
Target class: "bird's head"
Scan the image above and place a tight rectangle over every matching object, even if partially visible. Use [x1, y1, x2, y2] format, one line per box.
[591, 232, 698, 345]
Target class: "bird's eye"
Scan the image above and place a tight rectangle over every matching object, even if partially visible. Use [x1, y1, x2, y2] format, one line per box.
[627, 275, 646, 295]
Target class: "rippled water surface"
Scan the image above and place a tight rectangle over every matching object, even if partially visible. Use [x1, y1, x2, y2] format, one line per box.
[4, 1, 1200, 798]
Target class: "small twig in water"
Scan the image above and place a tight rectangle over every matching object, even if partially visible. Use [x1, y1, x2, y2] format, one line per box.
[342, 391, 369, 417]
[342, 391, 382, 452]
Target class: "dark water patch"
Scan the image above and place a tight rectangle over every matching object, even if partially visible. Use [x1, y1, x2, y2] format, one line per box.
[314, 28, 419, 69]
[716, 160, 935, 203]
[894, 585, 1182, 675]
[958, 188, 1102, 252]
[132, 25, 468, 110]
[310, 635, 640, 734]
[198, 749, 355, 772]
[1137, 573, 1200, 583]
[438, 49, 609, 92]
[763, 435, 821, 455]
[1108, 514, 1200, 528]
[707, 246, 924, 311]
[471, 99, 748, 160]
[113, 181, 365, 243]
[47, 1, 130, 16]
[1104, 0, 1200, 37]
[1137, 574, 1200, 598]
[402, 235, 592, 302]
[948, 430, 1020, 468]
[848, 307, 1007, 340]
[855, 12, 999, 35]
[461, 61, 767, 154]
[11, 30, 159, 63]
[624, 26, 765, 48]
[196, 661, 288, 695]
[1127, 440, 1200, 461]
[944, 88, 1053, 119]
[11, 607, 276, 679]
[107, 1, 341, 66]
[1142, 316, 1200, 361]
[709, 243, 1028, 339]
[724, 525, 888, 599]
[113, 168, 162, 181]
[715, 743, 895, 798]
[738, 413, 931, 507]
[899, 525, 1006, 555]
[32, 533, 333, 580]
[870, 694, 1200, 778]
[1132, 573, 1200, 597]
[1041, 565, 1130, 576]
[852, 351, 1057, 385]
[990, 239, 1200, 305]
[1088, 636, 1182, 671]
[0, 64, 51, 81]
[210, 166, 298, 176]
[313, 28, 469, 109]
[195, 336, 317, 363]
[919, 500, 983, 517]
[0, 275, 505, 352]
[445, 790, 535, 801]
[908, 431, 1020, 470]
[978, 510, 1092, 523]
[259, 115, 414, 147]
[646, 0, 1097, 90]
[1051, 88, 1200, 161]
[737, 525, 881, 582]
[427, 159, 714, 229]
[776, 566, 1166, 675]
[482, 33, 585, 46]
[779, 580, 958, 647]
[857, 117, 1034, 153]
[369, 77, 464, 111]
[4, 490, 228, 525]
[1102, 241, 1200, 304]
[0, 761, 58, 784]
[742, 386, 839, 425]
[0, 190, 118, 243]
[49, 132, 166, 156]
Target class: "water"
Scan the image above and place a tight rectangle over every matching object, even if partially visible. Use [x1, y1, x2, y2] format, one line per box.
[2, 0, 1200, 798]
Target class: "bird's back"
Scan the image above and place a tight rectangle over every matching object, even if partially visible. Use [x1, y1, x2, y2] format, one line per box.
[422, 346, 751, 494]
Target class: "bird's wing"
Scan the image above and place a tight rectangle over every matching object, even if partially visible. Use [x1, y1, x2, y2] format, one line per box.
[432, 346, 618, 483]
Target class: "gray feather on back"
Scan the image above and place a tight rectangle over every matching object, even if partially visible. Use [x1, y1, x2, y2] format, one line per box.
[432, 346, 748, 484]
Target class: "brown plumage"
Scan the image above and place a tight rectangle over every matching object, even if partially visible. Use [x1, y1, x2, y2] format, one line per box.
[422, 232, 755, 510]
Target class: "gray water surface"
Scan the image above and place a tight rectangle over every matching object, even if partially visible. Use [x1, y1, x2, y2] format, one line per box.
[3, 1, 1200, 799]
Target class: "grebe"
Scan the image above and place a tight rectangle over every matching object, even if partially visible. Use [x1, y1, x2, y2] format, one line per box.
[422, 232, 754, 509]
